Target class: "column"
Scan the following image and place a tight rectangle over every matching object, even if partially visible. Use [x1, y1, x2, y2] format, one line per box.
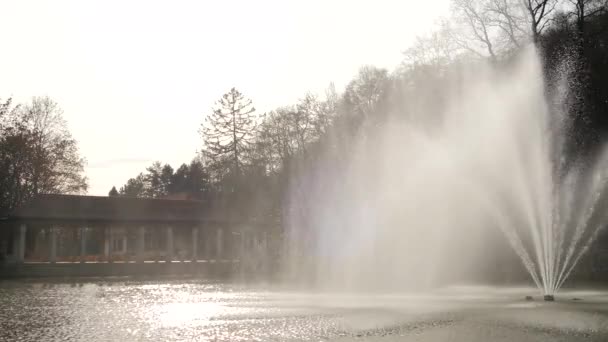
[16, 224, 26, 263]
[137, 226, 145, 263]
[261, 231, 269, 274]
[154, 227, 160, 263]
[240, 230, 247, 260]
[204, 230, 213, 260]
[49, 227, 57, 263]
[191, 226, 199, 262]
[103, 227, 110, 262]
[122, 232, 128, 262]
[216, 228, 223, 261]
[166, 226, 173, 262]
[108, 227, 114, 263]
[79, 227, 87, 263]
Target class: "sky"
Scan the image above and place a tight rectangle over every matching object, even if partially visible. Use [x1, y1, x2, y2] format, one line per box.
[0, 0, 450, 195]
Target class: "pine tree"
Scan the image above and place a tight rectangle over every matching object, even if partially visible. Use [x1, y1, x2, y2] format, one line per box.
[200, 88, 257, 183]
[119, 173, 146, 197]
[108, 186, 119, 197]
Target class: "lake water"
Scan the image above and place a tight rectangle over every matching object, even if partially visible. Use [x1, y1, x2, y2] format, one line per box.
[1, 279, 607, 341]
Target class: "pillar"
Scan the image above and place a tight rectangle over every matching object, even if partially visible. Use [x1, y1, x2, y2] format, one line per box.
[260, 231, 269, 273]
[108, 227, 114, 263]
[240, 230, 247, 260]
[191, 226, 199, 262]
[103, 227, 110, 262]
[216, 228, 223, 260]
[123, 232, 128, 262]
[16, 224, 26, 263]
[166, 226, 173, 262]
[204, 230, 213, 260]
[79, 227, 87, 263]
[137, 226, 145, 263]
[49, 227, 57, 263]
[154, 227, 160, 263]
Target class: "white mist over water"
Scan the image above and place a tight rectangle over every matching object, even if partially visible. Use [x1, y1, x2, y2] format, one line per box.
[285, 46, 608, 296]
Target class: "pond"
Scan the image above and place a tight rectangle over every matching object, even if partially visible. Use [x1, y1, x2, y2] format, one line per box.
[1, 279, 607, 341]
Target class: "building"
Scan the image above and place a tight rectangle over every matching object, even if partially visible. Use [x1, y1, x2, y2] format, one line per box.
[0, 194, 278, 277]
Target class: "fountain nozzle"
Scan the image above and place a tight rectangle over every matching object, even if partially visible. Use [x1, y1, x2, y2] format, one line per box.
[543, 295, 555, 301]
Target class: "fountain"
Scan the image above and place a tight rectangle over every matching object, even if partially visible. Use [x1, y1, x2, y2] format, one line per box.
[284, 46, 608, 298]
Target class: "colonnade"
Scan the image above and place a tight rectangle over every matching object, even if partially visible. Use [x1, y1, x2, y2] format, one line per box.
[9, 223, 270, 265]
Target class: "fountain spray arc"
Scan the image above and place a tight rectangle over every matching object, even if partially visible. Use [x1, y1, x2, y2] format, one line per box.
[492, 48, 608, 299]
[284, 46, 608, 297]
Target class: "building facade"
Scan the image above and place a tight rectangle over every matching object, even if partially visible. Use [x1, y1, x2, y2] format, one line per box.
[0, 194, 278, 277]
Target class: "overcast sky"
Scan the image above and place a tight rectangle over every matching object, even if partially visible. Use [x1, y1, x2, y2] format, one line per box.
[0, 0, 449, 195]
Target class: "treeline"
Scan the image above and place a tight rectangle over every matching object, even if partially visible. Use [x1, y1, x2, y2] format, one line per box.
[0, 97, 87, 215]
[114, 0, 608, 225]
[111, 160, 209, 199]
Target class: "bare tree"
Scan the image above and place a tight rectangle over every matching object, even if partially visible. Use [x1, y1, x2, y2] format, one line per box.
[0, 97, 87, 214]
[343, 66, 390, 117]
[568, 0, 606, 39]
[19, 97, 88, 195]
[522, 0, 558, 42]
[443, 0, 530, 61]
[403, 27, 460, 68]
[452, 0, 499, 60]
[487, 0, 529, 47]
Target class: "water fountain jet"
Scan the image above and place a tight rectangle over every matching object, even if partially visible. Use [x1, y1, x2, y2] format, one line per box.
[284, 46, 608, 295]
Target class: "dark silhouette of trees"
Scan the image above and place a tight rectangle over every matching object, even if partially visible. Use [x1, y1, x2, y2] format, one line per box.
[0, 96, 87, 215]
[117, 159, 211, 200]
[119, 173, 146, 197]
[540, 1, 608, 154]
[108, 186, 119, 197]
[524, 0, 558, 42]
[143, 161, 174, 198]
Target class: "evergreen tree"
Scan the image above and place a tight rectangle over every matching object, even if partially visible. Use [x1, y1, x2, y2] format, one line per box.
[119, 173, 146, 197]
[170, 163, 189, 194]
[200, 88, 257, 184]
[143, 161, 174, 198]
[186, 159, 211, 198]
[108, 186, 119, 197]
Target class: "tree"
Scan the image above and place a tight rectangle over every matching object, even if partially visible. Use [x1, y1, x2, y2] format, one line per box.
[108, 186, 119, 197]
[0, 98, 18, 121]
[403, 28, 460, 69]
[166, 160, 212, 198]
[487, 0, 528, 48]
[160, 164, 174, 195]
[143, 161, 174, 198]
[0, 98, 27, 213]
[0, 96, 87, 214]
[343, 66, 390, 118]
[523, 0, 558, 42]
[170, 163, 189, 194]
[185, 159, 211, 197]
[117, 159, 212, 200]
[119, 173, 146, 197]
[20, 97, 88, 195]
[452, 0, 499, 60]
[570, 0, 607, 30]
[567, 0, 607, 52]
[200, 88, 257, 184]
[443, 0, 530, 61]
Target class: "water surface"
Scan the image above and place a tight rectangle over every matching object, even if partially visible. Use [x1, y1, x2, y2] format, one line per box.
[1, 280, 607, 341]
